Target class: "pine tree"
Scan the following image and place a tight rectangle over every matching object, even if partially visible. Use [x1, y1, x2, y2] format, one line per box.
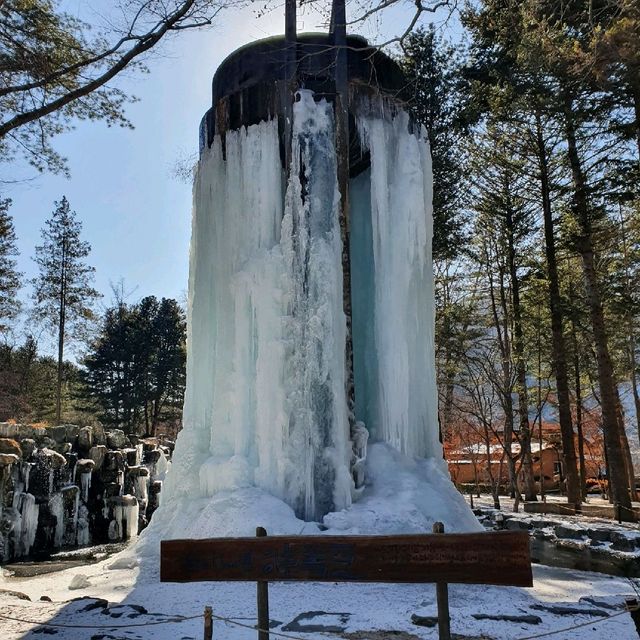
[148, 297, 186, 435]
[401, 27, 468, 260]
[0, 198, 21, 333]
[32, 196, 100, 423]
[84, 296, 186, 435]
[463, 0, 635, 516]
[465, 122, 539, 504]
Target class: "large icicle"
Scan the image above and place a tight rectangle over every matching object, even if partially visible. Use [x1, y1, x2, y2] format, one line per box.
[351, 112, 440, 460]
[280, 91, 351, 519]
[164, 94, 351, 522]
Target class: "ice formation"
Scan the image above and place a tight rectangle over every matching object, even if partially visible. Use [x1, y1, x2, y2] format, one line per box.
[110, 498, 139, 541]
[164, 92, 352, 522]
[145, 89, 479, 548]
[80, 471, 92, 503]
[0, 435, 170, 560]
[351, 112, 439, 458]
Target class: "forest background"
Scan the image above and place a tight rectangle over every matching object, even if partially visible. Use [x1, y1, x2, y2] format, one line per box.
[0, 0, 639, 512]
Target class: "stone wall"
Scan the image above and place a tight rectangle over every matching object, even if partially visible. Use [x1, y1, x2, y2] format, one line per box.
[0, 422, 173, 562]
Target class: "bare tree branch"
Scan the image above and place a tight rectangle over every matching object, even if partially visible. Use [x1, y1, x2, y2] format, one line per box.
[0, 1, 225, 140]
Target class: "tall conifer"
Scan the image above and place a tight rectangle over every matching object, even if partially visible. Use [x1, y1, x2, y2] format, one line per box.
[32, 196, 100, 423]
[0, 198, 21, 332]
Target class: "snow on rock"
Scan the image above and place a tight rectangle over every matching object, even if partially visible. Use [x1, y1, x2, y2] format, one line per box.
[68, 574, 91, 590]
[0, 423, 174, 561]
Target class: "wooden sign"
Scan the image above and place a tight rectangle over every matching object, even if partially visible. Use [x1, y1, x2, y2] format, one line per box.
[161, 531, 532, 587]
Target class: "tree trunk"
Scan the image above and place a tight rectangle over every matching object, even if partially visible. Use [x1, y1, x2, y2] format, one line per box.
[505, 198, 536, 501]
[618, 207, 640, 445]
[602, 435, 610, 499]
[56, 235, 67, 425]
[570, 312, 588, 500]
[631, 80, 640, 167]
[440, 273, 456, 437]
[618, 207, 640, 501]
[537, 318, 545, 501]
[56, 315, 64, 424]
[621, 425, 637, 504]
[534, 110, 581, 506]
[483, 426, 500, 509]
[492, 261, 521, 504]
[562, 93, 632, 518]
[630, 346, 640, 445]
[143, 399, 150, 437]
[615, 389, 638, 503]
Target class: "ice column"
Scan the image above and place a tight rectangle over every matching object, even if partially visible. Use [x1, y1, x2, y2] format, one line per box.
[165, 92, 352, 521]
[351, 112, 440, 460]
[279, 91, 351, 519]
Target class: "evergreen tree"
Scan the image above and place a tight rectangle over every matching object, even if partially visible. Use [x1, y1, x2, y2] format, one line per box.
[84, 296, 186, 435]
[147, 297, 187, 435]
[32, 196, 100, 423]
[0, 198, 21, 332]
[401, 26, 468, 260]
[463, 0, 635, 515]
[0, 334, 95, 423]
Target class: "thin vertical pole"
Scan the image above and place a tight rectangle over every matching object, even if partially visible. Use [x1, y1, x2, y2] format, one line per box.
[283, 0, 297, 173]
[331, 0, 357, 458]
[432, 522, 451, 640]
[204, 605, 213, 640]
[256, 527, 270, 640]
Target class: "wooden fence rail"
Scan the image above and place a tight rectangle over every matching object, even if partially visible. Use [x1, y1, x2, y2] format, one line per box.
[161, 524, 533, 640]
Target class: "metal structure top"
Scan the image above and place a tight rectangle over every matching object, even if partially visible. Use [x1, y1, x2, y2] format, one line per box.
[210, 32, 406, 105]
[199, 32, 407, 155]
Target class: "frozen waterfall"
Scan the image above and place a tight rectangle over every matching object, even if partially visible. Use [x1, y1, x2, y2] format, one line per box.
[351, 112, 440, 458]
[161, 92, 443, 526]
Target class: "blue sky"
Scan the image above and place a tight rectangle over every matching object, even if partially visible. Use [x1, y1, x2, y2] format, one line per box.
[3, 1, 456, 345]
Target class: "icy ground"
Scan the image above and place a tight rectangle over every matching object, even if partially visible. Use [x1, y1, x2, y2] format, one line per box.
[3, 454, 639, 638]
[2, 478, 639, 640]
[139, 445, 481, 560]
[1, 549, 639, 639]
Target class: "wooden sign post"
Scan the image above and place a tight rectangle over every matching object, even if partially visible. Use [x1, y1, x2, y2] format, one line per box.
[256, 527, 270, 640]
[161, 527, 532, 640]
[432, 522, 451, 640]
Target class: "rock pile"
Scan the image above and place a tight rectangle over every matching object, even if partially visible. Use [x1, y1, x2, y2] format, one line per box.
[475, 506, 640, 577]
[0, 422, 173, 562]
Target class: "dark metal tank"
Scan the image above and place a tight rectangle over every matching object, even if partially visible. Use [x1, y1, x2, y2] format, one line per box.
[199, 33, 408, 176]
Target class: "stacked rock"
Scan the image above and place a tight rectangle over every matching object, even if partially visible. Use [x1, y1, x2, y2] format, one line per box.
[0, 422, 173, 562]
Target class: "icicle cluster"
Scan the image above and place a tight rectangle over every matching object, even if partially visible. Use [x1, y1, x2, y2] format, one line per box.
[163, 92, 442, 525]
[0, 424, 172, 561]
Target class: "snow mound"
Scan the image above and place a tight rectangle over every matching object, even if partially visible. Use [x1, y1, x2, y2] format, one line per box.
[68, 574, 91, 590]
[136, 443, 480, 563]
[323, 444, 482, 534]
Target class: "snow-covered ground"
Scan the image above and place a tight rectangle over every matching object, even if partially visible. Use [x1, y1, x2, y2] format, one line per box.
[3, 483, 640, 638]
[1, 543, 639, 639]
[138, 444, 481, 563]
[473, 493, 640, 515]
